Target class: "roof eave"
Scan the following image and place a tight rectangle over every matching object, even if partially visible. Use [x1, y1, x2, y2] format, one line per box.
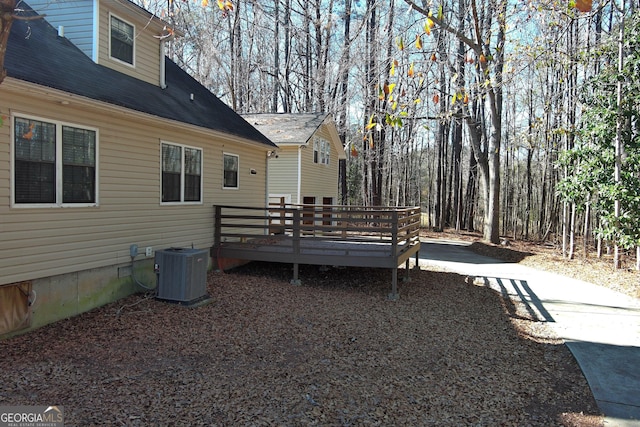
[2, 78, 271, 150]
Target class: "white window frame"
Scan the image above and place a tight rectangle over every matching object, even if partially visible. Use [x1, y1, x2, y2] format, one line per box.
[10, 113, 99, 209]
[109, 13, 136, 67]
[160, 141, 204, 205]
[313, 137, 330, 165]
[223, 152, 240, 190]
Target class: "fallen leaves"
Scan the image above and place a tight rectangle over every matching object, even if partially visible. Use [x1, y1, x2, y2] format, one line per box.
[0, 263, 602, 426]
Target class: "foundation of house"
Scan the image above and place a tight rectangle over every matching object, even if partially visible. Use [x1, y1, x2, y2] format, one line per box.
[0, 259, 157, 339]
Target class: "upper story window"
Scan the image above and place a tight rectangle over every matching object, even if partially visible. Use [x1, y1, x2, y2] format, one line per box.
[13, 115, 97, 207]
[161, 142, 202, 204]
[313, 137, 330, 165]
[110, 15, 134, 65]
[223, 153, 239, 189]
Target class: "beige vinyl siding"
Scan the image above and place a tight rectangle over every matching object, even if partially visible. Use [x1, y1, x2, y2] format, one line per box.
[97, 3, 161, 86]
[267, 147, 299, 202]
[300, 127, 340, 203]
[0, 86, 266, 286]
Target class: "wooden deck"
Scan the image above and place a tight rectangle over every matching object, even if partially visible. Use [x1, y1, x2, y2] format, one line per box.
[211, 204, 421, 299]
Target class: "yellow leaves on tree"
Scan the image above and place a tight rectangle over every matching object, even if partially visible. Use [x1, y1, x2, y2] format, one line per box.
[424, 17, 435, 36]
[216, 0, 233, 11]
[450, 91, 470, 106]
[391, 59, 401, 77]
[384, 83, 396, 96]
[365, 114, 377, 131]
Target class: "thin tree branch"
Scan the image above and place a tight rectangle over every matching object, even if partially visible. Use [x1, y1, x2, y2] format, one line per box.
[402, 0, 480, 54]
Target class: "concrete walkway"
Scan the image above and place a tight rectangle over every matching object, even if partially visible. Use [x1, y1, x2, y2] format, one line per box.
[416, 238, 640, 427]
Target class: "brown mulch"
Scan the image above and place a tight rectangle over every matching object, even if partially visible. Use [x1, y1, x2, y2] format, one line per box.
[0, 260, 602, 426]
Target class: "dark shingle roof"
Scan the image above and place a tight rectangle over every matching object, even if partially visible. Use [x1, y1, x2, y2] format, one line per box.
[5, 5, 275, 148]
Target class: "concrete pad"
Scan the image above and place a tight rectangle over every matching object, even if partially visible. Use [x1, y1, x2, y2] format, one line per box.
[417, 238, 640, 426]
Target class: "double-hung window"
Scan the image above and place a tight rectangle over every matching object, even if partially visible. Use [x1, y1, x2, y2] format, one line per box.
[313, 137, 330, 165]
[13, 116, 97, 207]
[110, 15, 134, 65]
[161, 142, 202, 204]
[223, 153, 239, 189]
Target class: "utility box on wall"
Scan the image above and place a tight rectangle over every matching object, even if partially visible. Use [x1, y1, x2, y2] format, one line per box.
[154, 248, 209, 304]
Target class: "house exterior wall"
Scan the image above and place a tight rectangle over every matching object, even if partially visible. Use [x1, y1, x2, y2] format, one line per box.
[26, 0, 95, 59]
[299, 125, 340, 204]
[97, 1, 162, 86]
[0, 82, 267, 336]
[267, 147, 299, 203]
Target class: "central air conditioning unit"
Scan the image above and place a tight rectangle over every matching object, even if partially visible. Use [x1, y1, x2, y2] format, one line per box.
[154, 248, 209, 304]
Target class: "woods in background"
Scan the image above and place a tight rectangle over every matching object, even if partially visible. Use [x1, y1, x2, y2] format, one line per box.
[132, 0, 638, 263]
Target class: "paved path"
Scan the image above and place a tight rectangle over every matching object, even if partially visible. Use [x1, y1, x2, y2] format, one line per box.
[416, 238, 640, 427]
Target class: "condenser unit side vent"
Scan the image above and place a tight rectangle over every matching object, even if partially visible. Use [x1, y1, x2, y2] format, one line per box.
[155, 248, 208, 304]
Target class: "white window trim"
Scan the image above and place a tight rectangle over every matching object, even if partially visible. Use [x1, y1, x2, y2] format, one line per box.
[10, 112, 100, 209]
[160, 141, 204, 206]
[108, 13, 136, 68]
[223, 152, 240, 190]
[313, 137, 330, 166]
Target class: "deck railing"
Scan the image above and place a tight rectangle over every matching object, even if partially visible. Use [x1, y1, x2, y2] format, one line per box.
[213, 204, 421, 257]
[213, 204, 421, 299]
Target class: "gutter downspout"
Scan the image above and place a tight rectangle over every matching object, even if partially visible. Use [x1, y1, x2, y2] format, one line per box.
[92, 0, 100, 63]
[297, 146, 302, 205]
[265, 152, 269, 205]
[160, 40, 167, 89]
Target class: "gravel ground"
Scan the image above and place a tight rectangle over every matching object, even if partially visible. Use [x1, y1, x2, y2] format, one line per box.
[0, 258, 603, 426]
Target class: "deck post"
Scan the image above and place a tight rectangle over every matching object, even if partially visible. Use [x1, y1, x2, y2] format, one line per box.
[214, 205, 222, 247]
[388, 267, 399, 301]
[391, 211, 398, 256]
[403, 259, 411, 282]
[291, 263, 301, 286]
[213, 205, 222, 271]
[291, 209, 302, 285]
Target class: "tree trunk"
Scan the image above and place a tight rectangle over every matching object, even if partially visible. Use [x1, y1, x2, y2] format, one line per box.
[613, 3, 625, 270]
[525, 146, 533, 240]
[464, 151, 478, 231]
[450, 118, 463, 230]
[583, 201, 590, 258]
[272, 0, 280, 112]
[303, 2, 312, 111]
[283, 0, 292, 112]
[435, 119, 445, 230]
[337, 0, 352, 205]
[484, 0, 507, 245]
[562, 201, 569, 258]
[568, 202, 576, 260]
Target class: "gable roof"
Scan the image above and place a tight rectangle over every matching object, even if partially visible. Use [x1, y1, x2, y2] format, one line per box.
[243, 113, 347, 159]
[4, 3, 275, 148]
[241, 113, 329, 145]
